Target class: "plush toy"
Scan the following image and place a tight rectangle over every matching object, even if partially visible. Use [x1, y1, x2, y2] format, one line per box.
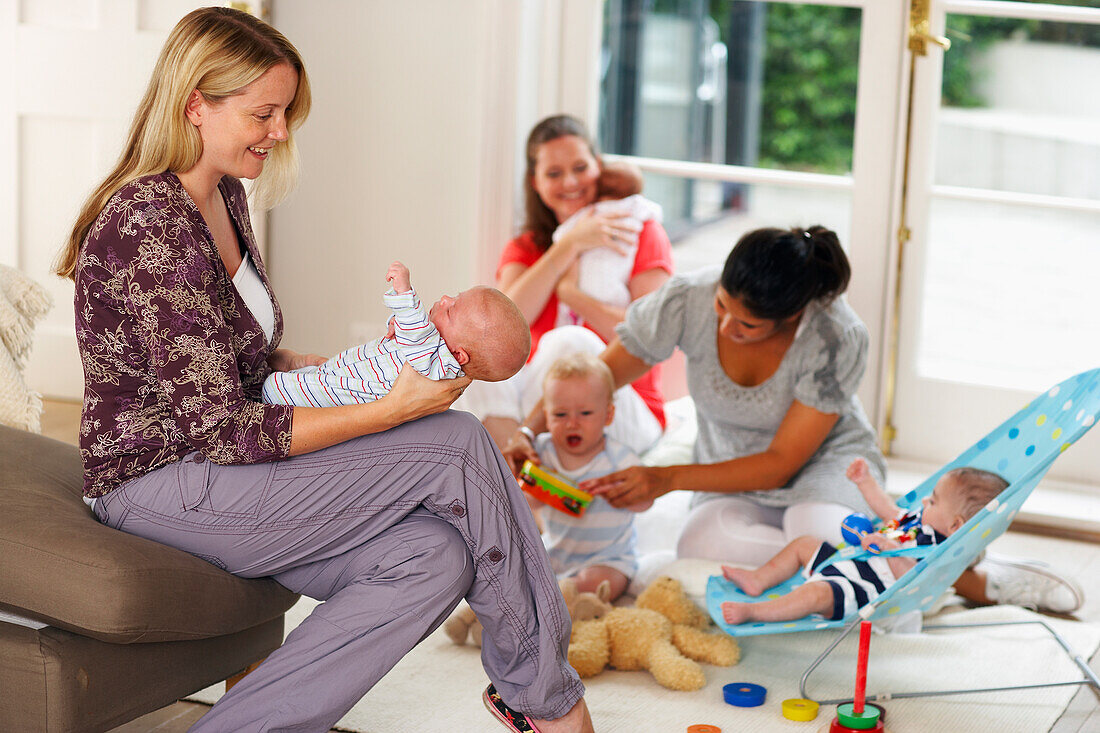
[567, 576, 740, 692]
[444, 577, 613, 648]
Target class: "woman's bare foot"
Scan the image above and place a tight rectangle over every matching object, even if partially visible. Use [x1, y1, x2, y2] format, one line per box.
[722, 564, 764, 596]
[721, 600, 752, 625]
[531, 698, 594, 733]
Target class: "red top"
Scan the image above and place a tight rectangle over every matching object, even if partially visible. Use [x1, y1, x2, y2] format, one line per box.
[497, 220, 673, 428]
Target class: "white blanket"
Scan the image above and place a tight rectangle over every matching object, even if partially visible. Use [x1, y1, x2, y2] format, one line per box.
[0, 264, 52, 432]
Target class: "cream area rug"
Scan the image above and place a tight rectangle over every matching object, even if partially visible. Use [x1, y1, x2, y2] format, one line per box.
[189, 599, 1099, 732]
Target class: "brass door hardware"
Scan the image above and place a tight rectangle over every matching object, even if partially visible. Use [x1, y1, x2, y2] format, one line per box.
[910, 0, 951, 55]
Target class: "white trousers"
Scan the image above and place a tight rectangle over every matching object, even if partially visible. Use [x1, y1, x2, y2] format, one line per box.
[676, 496, 855, 568]
[454, 325, 662, 457]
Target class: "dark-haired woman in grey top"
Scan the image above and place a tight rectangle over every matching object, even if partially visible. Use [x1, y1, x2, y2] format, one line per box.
[506, 226, 880, 570]
[507, 224, 1085, 610]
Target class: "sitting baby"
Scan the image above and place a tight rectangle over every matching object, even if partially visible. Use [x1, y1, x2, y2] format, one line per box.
[552, 160, 663, 327]
[719, 458, 1008, 625]
[529, 353, 652, 602]
[263, 261, 530, 407]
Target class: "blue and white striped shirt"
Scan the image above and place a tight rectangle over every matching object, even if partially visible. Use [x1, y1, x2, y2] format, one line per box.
[534, 433, 642, 580]
[262, 288, 462, 407]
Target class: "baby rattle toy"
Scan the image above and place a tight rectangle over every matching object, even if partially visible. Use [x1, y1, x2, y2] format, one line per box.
[519, 461, 593, 517]
[841, 512, 920, 554]
[840, 513, 875, 546]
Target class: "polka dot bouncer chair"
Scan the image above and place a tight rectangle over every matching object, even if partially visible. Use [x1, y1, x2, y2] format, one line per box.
[706, 367, 1100, 637]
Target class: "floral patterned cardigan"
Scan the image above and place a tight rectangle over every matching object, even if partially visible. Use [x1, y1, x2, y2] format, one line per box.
[74, 172, 293, 498]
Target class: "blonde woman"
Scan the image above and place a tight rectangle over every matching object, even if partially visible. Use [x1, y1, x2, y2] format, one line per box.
[59, 8, 593, 733]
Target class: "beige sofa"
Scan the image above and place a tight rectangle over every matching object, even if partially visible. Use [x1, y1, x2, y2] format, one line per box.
[0, 424, 298, 732]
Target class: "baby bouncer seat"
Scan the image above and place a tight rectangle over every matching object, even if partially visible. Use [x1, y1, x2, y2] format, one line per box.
[705, 368, 1100, 703]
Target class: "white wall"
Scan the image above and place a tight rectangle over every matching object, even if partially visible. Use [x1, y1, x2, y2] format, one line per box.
[268, 1, 526, 355]
[266, 0, 609, 357]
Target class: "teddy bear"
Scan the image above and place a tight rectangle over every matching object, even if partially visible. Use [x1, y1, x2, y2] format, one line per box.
[567, 576, 739, 692]
[444, 577, 614, 648]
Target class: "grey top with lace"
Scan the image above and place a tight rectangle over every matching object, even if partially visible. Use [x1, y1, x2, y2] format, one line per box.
[617, 266, 883, 512]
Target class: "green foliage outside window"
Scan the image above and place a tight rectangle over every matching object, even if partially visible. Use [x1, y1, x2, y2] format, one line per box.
[753, 3, 859, 173]
[708, 1, 1098, 175]
[943, 10, 1100, 109]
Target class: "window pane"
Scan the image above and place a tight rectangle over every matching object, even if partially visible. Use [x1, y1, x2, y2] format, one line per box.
[599, 1, 861, 176]
[599, 0, 861, 237]
[937, 15, 1100, 197]
[918, 197, 1100, 392]
[645, 172, 853, 273]
[917, 14, 1100, 393]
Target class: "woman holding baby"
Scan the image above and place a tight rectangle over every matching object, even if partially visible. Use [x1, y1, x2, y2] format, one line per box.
[458, 114, 674, 457]
[60, 8, 594, 733]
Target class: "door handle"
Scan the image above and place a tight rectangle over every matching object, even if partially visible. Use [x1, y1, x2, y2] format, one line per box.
[911, 30, 951, 54]
[909, 0, 951, 56]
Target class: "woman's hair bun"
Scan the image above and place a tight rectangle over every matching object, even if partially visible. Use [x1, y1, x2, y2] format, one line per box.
[720, 225, 850, 320]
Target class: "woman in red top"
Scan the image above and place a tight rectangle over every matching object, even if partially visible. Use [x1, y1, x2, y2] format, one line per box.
[461, 115, 673, 455]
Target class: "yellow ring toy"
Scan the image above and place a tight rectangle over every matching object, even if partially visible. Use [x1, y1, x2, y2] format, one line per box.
[782, 698, 819, 721]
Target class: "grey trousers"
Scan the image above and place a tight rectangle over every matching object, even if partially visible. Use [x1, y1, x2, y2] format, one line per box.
[92, 410, 581, 732]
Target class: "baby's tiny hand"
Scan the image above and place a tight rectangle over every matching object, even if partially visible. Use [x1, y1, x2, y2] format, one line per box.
[846, 457, 869, 483]
[385, 316, 396, 341]
[386, 261, 412, 293]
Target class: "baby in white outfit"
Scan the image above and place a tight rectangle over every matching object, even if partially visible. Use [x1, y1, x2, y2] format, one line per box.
[552, 162, 662, 326]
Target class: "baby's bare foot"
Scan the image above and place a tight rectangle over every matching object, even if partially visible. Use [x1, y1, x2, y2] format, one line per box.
[722, 565, 764, 596]
[721, 601, 751, 625]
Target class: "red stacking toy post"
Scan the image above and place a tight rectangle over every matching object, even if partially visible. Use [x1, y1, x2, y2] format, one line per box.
[823, 620, 884, 733]
[854, 620, 870, 714]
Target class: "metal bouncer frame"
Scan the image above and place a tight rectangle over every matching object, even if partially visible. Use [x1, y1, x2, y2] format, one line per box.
[799, 615, 1100, 706]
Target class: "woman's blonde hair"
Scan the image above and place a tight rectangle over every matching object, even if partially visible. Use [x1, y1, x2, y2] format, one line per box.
[56, 6, 311, 280]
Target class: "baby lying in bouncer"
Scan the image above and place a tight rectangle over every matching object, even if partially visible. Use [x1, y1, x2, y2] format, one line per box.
[720, 458, 1008, 624]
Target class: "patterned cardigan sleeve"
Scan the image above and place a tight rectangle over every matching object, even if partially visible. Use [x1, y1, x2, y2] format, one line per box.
[93, 188, 292, 465]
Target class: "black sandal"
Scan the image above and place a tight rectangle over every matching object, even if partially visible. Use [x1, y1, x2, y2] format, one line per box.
[482, 683, 539, 733]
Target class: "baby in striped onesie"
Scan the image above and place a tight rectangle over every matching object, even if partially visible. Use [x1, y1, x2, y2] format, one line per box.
[262, 262, 529, 407]
[719, 460, 1008, 624]
[531, 353, 652, 602]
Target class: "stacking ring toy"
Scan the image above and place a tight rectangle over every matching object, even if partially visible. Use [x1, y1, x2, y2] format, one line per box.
[836, 702, 881, 730]
[686, 726, 722, 733]
[836, 701, 885, 722]
[782, 698, 820, 721]
[723, 682, 766, 707]
[825, 718, 885, 733]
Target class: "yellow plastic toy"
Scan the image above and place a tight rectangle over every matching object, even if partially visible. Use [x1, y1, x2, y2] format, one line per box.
[518, 460, 593, 516]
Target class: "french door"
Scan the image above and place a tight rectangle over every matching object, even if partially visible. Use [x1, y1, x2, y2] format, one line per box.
[575, 0, 1100, 486]
[891, 0, 1100, 484]
[582, 0, 910, 419]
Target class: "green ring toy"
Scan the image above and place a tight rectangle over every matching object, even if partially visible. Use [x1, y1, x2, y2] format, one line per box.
[835, 703, 881, 730]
